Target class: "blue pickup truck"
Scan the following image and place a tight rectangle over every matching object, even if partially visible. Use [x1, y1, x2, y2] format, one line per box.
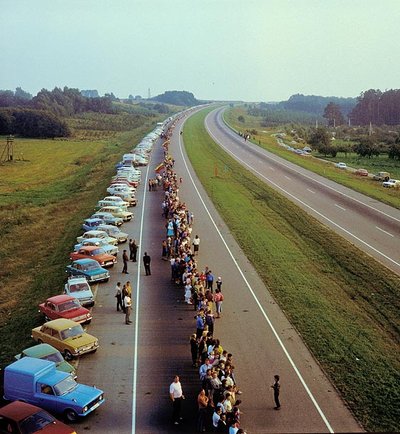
[4, 357, 105, 422]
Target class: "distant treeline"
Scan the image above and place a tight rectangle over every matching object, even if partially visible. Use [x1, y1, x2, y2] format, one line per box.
[350, 89, 400, 126]
[0, 87, 116, 137]
[151, 90, 199, 106]
[274, 94, 357, 116]
[259, 89, 400, 127]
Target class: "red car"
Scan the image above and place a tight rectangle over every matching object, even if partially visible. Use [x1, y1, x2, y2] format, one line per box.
[39, 294, 92, 324]
[69, 246, 116, 268]
[355, 168, 369, 176]
[0, 401, 76, 433]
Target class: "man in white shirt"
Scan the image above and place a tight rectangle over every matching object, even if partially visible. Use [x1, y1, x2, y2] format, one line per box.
[169, 375, 185, 425]
[124, 294, 132, 325]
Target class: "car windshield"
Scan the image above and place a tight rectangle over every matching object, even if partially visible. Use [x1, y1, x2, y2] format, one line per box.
[60, 324, 84, 340]
[42, 352, 64, 363]
[91, 248, 105, 255]
[54, 376, 77, 395]
[82, 262, 101, 271]
[58, 300, 81, 312]
[19, 410, 54, 434]
[69, 283, 90, 292]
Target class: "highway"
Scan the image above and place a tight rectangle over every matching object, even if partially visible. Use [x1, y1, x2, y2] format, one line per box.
[205, 107, 400, 276]
[70, 110, 363, 433]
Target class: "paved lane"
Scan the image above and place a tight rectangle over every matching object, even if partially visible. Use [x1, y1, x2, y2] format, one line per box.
[71, 110, 362, 433]
[205, 107, 400, 276]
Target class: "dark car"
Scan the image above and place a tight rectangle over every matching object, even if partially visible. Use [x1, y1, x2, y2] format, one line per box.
[0, 401, 76, 433]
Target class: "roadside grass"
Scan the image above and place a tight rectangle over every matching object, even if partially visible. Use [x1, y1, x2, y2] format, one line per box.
[224, 107, 400, 209]
[183, 109, 400, 432]
[0, 121, 156, 367]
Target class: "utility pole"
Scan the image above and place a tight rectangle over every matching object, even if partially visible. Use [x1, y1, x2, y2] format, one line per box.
[148, 88, 151, 99]
[0, 135, 14, 162]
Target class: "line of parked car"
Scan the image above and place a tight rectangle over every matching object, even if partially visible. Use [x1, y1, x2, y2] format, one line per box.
[334, 164, 399, 188]
[0, 124, 166, 432]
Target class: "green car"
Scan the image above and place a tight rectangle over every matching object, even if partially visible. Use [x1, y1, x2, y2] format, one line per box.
[15, 343, 76, 378]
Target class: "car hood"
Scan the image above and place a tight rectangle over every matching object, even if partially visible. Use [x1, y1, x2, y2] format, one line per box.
[61, 307, 90, 320]
[58, 383, 103, 406]
[64, 333, 97, 347]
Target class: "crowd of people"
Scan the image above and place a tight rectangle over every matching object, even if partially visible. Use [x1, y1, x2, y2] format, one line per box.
[158, 132, 248, 433]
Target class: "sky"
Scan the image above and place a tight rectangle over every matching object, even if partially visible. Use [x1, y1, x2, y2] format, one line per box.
[1, 0, 400, 102]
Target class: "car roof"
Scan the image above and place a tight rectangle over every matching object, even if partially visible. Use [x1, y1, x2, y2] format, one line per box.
[42, 318, 80, 330]
[0, 401, 48, 421]
[44, 294, 76, 304]
[72, 258, 98, 265]
[84, 217, 103, 223]
[21, 343, 59, 357]
[77, 245, 102, 252]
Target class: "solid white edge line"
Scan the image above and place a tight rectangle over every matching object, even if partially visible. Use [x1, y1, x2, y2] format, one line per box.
[131, 161, 151, 434]
[206, 111, 400, 270]
[178, 120, 335, 433]
[217, 107, 400, 224]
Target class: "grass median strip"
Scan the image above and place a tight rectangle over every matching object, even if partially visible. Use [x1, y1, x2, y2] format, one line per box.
[183, 108, 400, 432]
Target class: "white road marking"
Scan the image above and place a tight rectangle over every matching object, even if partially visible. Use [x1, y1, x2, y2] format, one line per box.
[334, 204, 346, 211]
[206, 112, 400, 270]
[218, 108, 400, 224]
[269, 166, 275, 171]
[131, 161, 151, 434]
[179, 124, 335, 433]
[307, 188, 316, 194]
[376, 226, 394, 237]
[284, 175, 291, 180]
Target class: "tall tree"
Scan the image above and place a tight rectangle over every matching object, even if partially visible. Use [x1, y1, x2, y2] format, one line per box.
[323, 102, 345, 126]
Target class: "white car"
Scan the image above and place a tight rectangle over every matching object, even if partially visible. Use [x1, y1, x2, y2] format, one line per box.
[107, 184, 136, 195]
[335, 162, 347, 169]
[382, 179, 400, 188]
[64, 277, 95, 307]
[77, 230, 118, 245]
[97, 224, 128, 243]
[97, 198, 129, 209]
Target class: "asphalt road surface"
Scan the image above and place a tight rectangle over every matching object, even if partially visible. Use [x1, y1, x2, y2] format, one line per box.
[205, 107, 400, 276]
[70, 110, 363, 433]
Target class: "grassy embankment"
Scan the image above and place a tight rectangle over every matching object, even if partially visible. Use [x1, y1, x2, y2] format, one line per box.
[224, 107, 400, 209]
[183, 109, 400, 432]
[0, 112, 163, 368]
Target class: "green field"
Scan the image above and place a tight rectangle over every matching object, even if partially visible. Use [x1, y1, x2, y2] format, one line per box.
[183, 108, 400, 432]
[224, 107, 400, 209]
[0, 117, 160, 367]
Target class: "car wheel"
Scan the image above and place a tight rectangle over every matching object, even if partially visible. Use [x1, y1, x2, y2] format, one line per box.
[64, 409, 79, 422]
[37, 339, 43, 344]
[64, 350, 73, 361]
[104, 278, 109, 283]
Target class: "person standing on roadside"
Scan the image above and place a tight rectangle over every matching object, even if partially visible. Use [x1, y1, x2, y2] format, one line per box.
[271, 374, 281, 410]
[143, 251, 151, 275]
[193, 235, 200, 255]
[122, 250, 129, 274]
[214, 288, 224, 318]
[129, 239, 138, 262]
[124, 293, 132, 325]
[169, 375, 185, 425]
[115, 281, 123, 312]
[197, 388, 209, 432]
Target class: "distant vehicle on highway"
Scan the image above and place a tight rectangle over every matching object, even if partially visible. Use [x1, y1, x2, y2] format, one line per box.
[354, 168, 369, 176]
[335, 162, 347, 169]
[82, 217, 103, 232]
[382, 179, 400, 188]
[373, 171, 390, 181]
[39, 295, 92, 324]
